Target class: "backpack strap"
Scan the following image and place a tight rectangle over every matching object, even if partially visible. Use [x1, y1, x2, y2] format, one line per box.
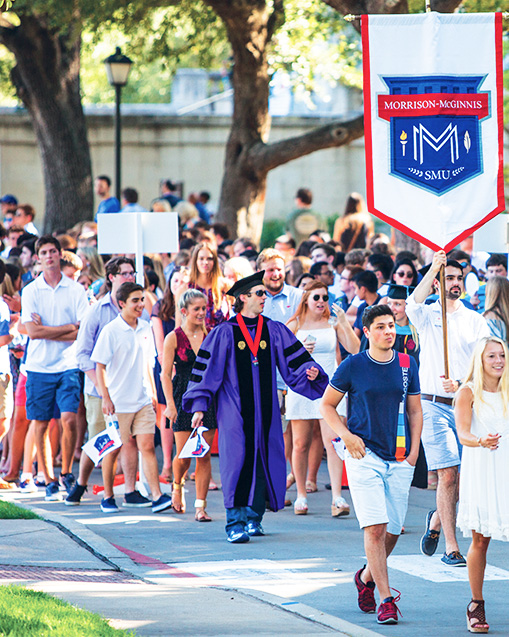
[396, 352, 410, 462]
[398, 352, 410, 369]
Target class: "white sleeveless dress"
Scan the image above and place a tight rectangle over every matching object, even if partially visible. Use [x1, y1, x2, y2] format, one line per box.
[457, 389, 509, 542]
[286, 327, 343, 420]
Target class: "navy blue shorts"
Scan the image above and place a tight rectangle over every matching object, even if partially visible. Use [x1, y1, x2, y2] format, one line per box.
[26, 369, 81, 421]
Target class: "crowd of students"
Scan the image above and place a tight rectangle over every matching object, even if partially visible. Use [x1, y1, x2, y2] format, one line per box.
[0, 188, 507, 632]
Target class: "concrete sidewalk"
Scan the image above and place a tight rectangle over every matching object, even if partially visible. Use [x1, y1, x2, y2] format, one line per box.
[0, 505, 381, 637]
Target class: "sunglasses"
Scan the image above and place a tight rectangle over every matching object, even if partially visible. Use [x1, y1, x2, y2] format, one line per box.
[312, 294, 329, 302]
[395, 271, 413, 278]
[247, 290, 267, 297]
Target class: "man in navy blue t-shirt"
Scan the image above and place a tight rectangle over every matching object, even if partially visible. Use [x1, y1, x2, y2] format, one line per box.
[321, 304, 422, 626]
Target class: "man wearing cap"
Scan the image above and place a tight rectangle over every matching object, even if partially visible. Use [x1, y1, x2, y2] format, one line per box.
[0, 194, 18, 223]
[183, 271, 328, 543]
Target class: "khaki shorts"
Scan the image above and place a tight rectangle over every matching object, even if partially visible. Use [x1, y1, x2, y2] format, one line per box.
[0, 373, 13, 420]
[116, 404, 156, 444]
[84, 394, 106, 438]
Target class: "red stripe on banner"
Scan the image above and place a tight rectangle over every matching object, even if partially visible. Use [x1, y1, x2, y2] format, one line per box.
[494, 12, 505, 214]
[362, 15, 374, 216]
[368, 201, 503, 254]
[377, 93, 490, 121]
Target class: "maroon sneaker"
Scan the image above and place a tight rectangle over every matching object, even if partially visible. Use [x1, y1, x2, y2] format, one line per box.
[354, 566, 376, 613]
[377, 591, 402, 624]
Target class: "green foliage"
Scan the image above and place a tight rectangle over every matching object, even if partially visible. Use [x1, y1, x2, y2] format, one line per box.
[260, 218, 286, 249]
[0, 48, 16, 105]
[80, 3, 229, 104]
[268, 0, 362, 104]
[0, 585, 134, 636]
[0, 500, 41, 519]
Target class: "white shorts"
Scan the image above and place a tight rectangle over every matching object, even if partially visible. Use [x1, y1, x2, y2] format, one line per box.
[345, 448, 415, 535]
[421, 400, 461, 471]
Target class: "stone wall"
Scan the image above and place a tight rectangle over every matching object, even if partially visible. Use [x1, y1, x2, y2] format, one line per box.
[0, 106, 506, 231]
[0, 107, 367, 227]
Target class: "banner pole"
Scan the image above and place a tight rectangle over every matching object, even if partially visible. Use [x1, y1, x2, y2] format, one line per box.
[439, 264, 449, 379]
[344, 11, 508, 21]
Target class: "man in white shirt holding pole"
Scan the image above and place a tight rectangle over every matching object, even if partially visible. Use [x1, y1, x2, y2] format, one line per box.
[406, 250, 489, 566]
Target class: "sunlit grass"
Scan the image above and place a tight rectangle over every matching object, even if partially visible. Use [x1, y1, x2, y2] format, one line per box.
[0, 585, 135, 636]
[0, 500, 41, 520]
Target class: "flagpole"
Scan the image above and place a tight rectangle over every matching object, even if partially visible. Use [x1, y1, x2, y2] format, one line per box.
[344, 11, 508, 21]
[439, 264, 449, 379]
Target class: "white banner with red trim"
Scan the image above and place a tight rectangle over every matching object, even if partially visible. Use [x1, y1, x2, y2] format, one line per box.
[362, 12, 505, 252]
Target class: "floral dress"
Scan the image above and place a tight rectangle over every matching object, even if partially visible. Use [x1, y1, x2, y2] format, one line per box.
[188, 283, 227, 330]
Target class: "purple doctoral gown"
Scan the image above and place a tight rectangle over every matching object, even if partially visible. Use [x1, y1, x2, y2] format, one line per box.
[182, 315, 328, 511]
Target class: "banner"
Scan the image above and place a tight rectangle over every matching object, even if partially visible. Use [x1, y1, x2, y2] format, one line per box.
[362, 12, 504, 252]
[82, 422, 122, 466]
[178, 427, 210, 459]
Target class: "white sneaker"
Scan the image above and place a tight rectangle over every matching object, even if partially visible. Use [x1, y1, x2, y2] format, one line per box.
[20, 478, 38, 493]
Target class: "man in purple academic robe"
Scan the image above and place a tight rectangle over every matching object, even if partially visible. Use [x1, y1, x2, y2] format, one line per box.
[183, 271, 328, 543]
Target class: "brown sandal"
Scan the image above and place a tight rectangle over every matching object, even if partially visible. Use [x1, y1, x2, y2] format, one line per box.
[194, 499, 212, 522]
[172, 480, 186, 513]
[467, 600, 489, 633]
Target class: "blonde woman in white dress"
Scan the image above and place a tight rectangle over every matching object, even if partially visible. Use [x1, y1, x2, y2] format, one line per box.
[455, 336, 509, 634]
[286, 280, 359, 516]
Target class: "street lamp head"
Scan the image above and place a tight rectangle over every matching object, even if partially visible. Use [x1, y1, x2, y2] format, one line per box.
[104, 47, 133, 87]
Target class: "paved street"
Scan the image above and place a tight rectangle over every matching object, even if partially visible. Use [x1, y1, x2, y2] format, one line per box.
[4, 455, 509, 636]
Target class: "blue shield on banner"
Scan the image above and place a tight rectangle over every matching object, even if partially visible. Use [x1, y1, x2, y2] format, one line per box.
[381, 76, 487, 195]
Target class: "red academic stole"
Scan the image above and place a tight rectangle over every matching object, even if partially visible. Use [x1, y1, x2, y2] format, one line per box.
[236, 315, 263, 366]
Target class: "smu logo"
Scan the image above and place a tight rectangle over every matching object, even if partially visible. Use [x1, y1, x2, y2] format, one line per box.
[377, 76, 490, 195]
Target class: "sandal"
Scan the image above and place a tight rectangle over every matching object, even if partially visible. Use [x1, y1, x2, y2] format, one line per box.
[160, 468, 172, 484]
[194, 499, 212, 522]
[305, 480, 318, 493]
[294, 496, 308, 515]
[467, 600, 489, 633]
[0, 477, 16, 490]
[286, 473, 295, 490]
[172, 480, 186, 513]
[331, 496, 350, 517]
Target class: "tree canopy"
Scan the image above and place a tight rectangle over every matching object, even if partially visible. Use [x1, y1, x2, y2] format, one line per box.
[0, 0, 506, 234]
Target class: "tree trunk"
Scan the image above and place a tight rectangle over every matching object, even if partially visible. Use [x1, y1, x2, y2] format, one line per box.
[206, 0, 275, 243]
[393, 229, 424, 262]
[209, 0, 466, 243]
[0, 14, 93, 233]
[209, 0, 366, 243]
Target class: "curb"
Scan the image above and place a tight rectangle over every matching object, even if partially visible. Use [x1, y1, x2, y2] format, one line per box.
[16, 501, 383, 637]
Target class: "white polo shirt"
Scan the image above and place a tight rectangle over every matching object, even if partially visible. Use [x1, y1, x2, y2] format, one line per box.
[406, 295, 490, 396]
[91, 315, 156, 413]
[21, 273, 89, 374]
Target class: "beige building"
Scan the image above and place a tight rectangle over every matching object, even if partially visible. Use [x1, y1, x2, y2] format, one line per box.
[0, 105, 506, 229]
[0, 105, 367, 226]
